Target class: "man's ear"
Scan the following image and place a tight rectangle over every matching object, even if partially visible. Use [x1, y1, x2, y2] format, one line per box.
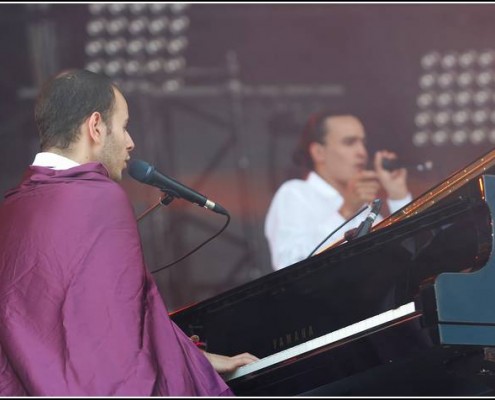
[87, 111, 105, 144]
[309, 141, 325, 164]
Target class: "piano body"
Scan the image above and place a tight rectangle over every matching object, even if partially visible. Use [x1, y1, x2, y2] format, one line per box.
[170, 149, 495, 396]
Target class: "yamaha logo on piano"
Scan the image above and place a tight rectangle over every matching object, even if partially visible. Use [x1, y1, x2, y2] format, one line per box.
[273, 325, 314, 351]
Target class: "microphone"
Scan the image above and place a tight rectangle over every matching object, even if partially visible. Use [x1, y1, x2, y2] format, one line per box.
[347, 199, 383, 240]
[127, 159, 229, 216]
[306, 204, 369, 259]
[382, 158, 433, 172]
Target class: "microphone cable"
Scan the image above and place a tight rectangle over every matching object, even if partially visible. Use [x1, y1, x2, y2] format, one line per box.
[150, 212, 231, 274]
[306, 203, 369, 259]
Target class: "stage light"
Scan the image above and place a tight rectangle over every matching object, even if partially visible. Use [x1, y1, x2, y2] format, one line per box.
[163, 57, 186, 74]
[104, 37, 126, 57]
[441, 52, 457, 69]
[145, 57, 163, 74]
[87, 18, 106, 37]
[473, 90, 490, 106]
[170, 4, 190, 14]
[107, 3, 126, 16]
[149, 4, 169, 14]
[476, 71, 492, 87]
[470, 129, 486, 145]
[431, 129, 449, 146]
[415, 111, 432, 128]
[421, 51, 441, 70]
[438, 72, 454, 89]
[459, 50, 477, 69]
[85, 3, 191, 93]
[452, 110, 470, 126]
[455, 90, 471, 107]
[124, 59, 141, 76]
[167, 37, 188, 55]
[146, 38, 167, 55]
[126, 37, 146, 56]
[169, 16, 190, 35]
[129, 4, 147, 15]
[148, 16, 169, 36]
[452, 129, 468, 146]
[162, 78, 183, 92]
[104, 58, 125, 77]
[419, 73, 436, 90]
[85, 39, 105, 58]
[128, 16, 148, 36]
[85, 59, 105, 74]
[472, 109, 489, 125]
[478, 50, 494, 68]
[88, 4, 106, 15]
[412, 131, 429, 147]
[457, 71, 474, 87]
[436, 92, 453, 108]
[106, 16, 128, 36]
[417, 92, 434, 109]
[433, 111, 450, 127]
[414, 48, 495, 148]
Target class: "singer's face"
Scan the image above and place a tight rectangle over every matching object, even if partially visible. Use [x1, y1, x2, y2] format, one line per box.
[313, 116, 368, 185]
[100, 88, 135, 181]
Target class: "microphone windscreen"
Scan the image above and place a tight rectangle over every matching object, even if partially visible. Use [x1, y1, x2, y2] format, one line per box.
[128, 159, 153, 183]
[382, 158, 401, 171]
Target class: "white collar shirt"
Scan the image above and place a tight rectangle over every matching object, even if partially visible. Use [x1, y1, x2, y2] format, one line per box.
[32, 152, 80, 170]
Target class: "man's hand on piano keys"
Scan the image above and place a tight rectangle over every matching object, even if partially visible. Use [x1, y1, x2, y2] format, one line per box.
[202, 351, 259, 374]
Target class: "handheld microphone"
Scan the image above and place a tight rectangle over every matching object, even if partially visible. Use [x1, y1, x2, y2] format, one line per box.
[382, 158, 433, 172]
[349, 198, 383, 240]
[127, 159, 229, 216]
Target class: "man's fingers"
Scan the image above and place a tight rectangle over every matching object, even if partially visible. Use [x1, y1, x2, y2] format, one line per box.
[231, 352, 259, 365]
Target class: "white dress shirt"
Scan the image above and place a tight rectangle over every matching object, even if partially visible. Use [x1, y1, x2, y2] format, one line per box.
[264, 171, 412, 271]
[31, 152, 80, 170]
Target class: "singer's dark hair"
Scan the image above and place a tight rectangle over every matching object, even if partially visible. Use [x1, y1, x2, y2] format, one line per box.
[292, 110, 363, 171]
[35, 69, 118, 151]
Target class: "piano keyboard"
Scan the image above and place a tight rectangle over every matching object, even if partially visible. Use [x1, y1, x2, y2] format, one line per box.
[224, 301, 417, 382]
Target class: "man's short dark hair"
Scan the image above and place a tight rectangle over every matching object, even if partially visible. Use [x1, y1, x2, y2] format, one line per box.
[292, 110, 353, 170]
[34, 69, 117, 151]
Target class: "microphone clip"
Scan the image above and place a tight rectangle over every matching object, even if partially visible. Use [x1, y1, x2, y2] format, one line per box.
[344, 227, 359, 242]
[160, 189, 180, 206]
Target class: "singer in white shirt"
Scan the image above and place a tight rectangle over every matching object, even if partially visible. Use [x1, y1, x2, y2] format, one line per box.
[264, 112, 412, 271]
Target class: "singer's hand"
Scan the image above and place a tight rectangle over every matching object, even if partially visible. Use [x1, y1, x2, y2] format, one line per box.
[374, 150, 409, 200]
[202, 351, 259, 374]
[339, 170, 380, 219]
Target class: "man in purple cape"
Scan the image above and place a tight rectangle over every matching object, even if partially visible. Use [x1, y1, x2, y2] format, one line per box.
[0, 69, 257, 396]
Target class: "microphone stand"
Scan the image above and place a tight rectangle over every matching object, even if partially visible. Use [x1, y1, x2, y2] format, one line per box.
[133, 184, 232, 274]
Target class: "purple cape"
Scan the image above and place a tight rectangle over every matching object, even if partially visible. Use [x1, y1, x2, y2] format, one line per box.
[0, 163, 233, 396]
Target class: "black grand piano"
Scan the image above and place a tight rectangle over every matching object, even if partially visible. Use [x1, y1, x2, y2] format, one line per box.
[170, 149, 495, 396]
